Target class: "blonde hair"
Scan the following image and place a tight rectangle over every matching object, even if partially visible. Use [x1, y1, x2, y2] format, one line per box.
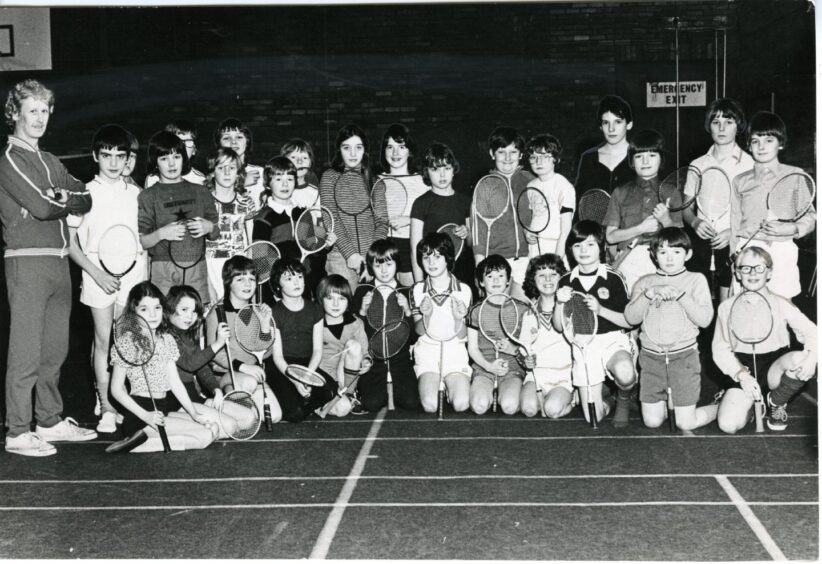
[4, 79, 54, 128]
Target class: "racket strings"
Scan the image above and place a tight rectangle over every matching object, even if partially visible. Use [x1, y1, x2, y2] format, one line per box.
[517, 188, 549, 232]
[98, 226, 139, 274]
[697, 168, 732, 219]
[768, 175, 815, 219]
[370, 320, 411, 360]
[499, 299, 523, 340]
[294, 209, 331, 252]
[113, 314, 154, 366]
[437, 224, 464, 259]
[478, 299, 507, 344]
[658, 166, 699, 210]
[243, 242, 280, 284]
[169, 231, 205, 267]
[221, 391, 261, 440]
[474, 178, 509, 219]
[578, 190, 610, 224]
[285, 365, 326, 387]
[374, 178, 408, 217]
[643, 301, 687, 348]
[563, 295, 596, 336]
[334, 172, 370, 215]
[366, 288, 386, 329]
[729, 293, 774, 344]
[235, 307, 275, 352]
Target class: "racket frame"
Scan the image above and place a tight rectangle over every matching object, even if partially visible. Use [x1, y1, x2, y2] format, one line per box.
[294, 205, 334, 265]
[437, 223, 465, 261]
[215, 305, 260, 440]
[168, 220, 206, 286]
[371, 176, 409, 239]
[500, 297, 544, 416]
[642, 298, 688, 432]
[97, 223, 139, 279]
[333, 170, 371, 259]
[516, 187, 550, 255]
[472, 174, 511, 257]
[578, 189, 611, 224]
[234, 304, 276, 431]
[560, 292, 598, 428]
[422, 291, 466, 421]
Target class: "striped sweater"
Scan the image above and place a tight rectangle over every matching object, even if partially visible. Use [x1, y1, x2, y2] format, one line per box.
[0, 136, 91, 258]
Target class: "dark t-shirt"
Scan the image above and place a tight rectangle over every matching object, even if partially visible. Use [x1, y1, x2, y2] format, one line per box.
[557, 264, 629, 334]
[574, 145, 636, 202]
[410, 190, 471, 237]
[271, 300, 324, 361]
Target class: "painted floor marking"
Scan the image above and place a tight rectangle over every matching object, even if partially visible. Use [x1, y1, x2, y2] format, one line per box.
[716, 475, 787, 561]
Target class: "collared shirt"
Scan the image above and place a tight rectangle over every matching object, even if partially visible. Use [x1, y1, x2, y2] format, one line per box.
[729, 162, 816, 252]
[604, 176, 684, 249]
[558, 264, 629, 334]
[686, 143, 754, 232]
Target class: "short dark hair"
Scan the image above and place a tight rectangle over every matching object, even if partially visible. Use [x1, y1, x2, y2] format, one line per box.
[628, 129, 665, 167]
[597, 95, 633, 123]
[476, 254, 511, 294]
[269, 257, 306, 299]
[421, 142, 460, 186]
[214, 117, 253, 157]
[280, 138, 315, 164]
[91, 124, 130, 157]
[565, 220, 606, 263]
[522, 254, 567, 300]
[165, 120, 197, 139]
[146, 130, 191, 177]
[379, 123, 417, 174]
[525, 133, 563, 165]
[416, 231, 455, 273]
[365, 238, 400, 277]
[652, 226, 692, 255]
[487, 126, 525, 153]
[704, 98, 746, 135]
[748, 111, 787, 147]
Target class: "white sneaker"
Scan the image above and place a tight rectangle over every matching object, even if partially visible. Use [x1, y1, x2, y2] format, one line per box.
[96, 411, 118, 433]
[5, 432, 56, 457]
[36, 417, 97, 442]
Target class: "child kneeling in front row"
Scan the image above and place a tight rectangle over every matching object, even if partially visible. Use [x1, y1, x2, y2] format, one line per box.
[625, 227, 716, 430]
[712, 247, 817, 433]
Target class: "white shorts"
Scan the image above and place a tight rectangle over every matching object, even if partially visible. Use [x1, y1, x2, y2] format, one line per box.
[80, 252, 148, 309]
[412, 337, 472, 379]
[569, 330, 635, 387]
[524, 366, 573, 394]
[506, 256, 530, 286]
[616, 244, 655, 294]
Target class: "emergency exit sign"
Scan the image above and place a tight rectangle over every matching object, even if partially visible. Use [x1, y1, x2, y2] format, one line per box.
[646, 81, 707, 108]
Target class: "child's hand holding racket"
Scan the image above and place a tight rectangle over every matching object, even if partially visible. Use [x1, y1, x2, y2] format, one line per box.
[240, 363, 266, 384]
[245, 168, 261, 186]
[489, 358, 510, 377]
[694, 217, 717, 240]
[396, 293, 412, 317]
[638, 215, 661, 234]
[518, 350, 536, 370]
[454, 224, 469, 239]
[160, 222, 187, 241]
[213, 322, 231, 350]
[186, 217, 212, 238]
[326, 232, 337, 246]
[419, 295, 433, 317]
[94, 271, 121, 295]
[581, 293, 600, 314]
[555, 286, 573, 304]
[711, 228, 731, 249]
[760, 220, 799, 238]
[450, 296, 467, 319]
[524, 231, 538, 244]
[143, 409, 166, 430]
[359, 290, 374, 317]
[738, 370, 761, 400]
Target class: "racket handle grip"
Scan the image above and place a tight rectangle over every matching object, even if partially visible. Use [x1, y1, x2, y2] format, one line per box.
[755, 399, 765, 433]
[215, 305, 227, 324]
[263, 405, 273, 432]
[437, 387, 444, 421]
[588, 402, 597, 429]
[158, 425, 172, 453]
[387, 379, 395, 411]
[667, 389, 676, 432]
[709, 253, 716, 272]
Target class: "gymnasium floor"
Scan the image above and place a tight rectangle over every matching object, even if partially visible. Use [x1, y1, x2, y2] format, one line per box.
[0, 381, 816, 560]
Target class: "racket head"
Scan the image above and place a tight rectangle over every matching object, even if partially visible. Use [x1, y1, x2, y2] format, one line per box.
[437, 223, 465, 261]
[473, 175, 510, 221]
[767, 172, 816, 221]
[333, 170, 370, 215]
[285, 364, 326, 387]
[369, 319, 411, 361]
[422, 292, 466, 342]
[98, 224, 139, 277]
[642, 298, 688, 350]
[168, 224, 206, 269]
[658, 166, 701, 212]
[578, 189, 611, 224]
[695, 166, 732, 221]
[560, 292, 597, 346]
[729, 290, 774, 345]
[371, 177, 409, 218]
[220, 390, 261, 440]
[477, 293, 509, 348]
[516, 187, 550, 233]
[294, 206, 333, 256]
[234, 304, 276, 354]
[242, 241, 281, 284]
[113, 313, 155, 366]
[366, 284, 406, 330]
[500, 296, 539, 349]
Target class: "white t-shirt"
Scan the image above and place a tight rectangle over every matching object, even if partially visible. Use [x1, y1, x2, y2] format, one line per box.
[69, 175, 143, 252]
[525, 173, 575, 240]
[378, 173, 429, 239]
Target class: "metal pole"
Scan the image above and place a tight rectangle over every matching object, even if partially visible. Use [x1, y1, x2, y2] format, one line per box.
[723, 29, 727, 97]
[714, 29, 719, 99]
[675, 17, 680, 170]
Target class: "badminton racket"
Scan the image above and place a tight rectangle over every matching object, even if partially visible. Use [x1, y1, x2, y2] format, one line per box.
[500, 297, 543, 416]
[242, 241, 281, 302]
[333, 170, 372, 275]
[731, 171, 816, 264]
[437, 223, 465, 261]
[516, 187, 550, 255]
[233, 304, 276, 432]
[477, 293, 515, 413]
[422, 291, 467, 420]
[215, 305, 261, 440]
[285, 364, 327, 389]
[578, 189, 611, 225]
[317, 371, 363, 419]
[561, 292, 598, 428]
[695, 167, 732, 299]
[365, 284, 409, 410]
[97, 224, 139, 279]
[169, 219, 206, 286]
[113, 313, 172, 453]
[642, 297, 688, 432]
[729, 290, 774, 433]
[369, 319, 412, 411]
[472, 174, 510, 257]
[371, 177, 408, 239]
[294, 206, 334, 265]
[657, 165, 702, 212]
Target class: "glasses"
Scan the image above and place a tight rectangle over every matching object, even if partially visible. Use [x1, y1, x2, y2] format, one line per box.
[737, 264, 768, 274]
[528, 153, 555, 163]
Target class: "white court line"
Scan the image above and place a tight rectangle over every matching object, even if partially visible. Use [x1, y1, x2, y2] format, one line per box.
[0, 473, 815, 485]
[309, 407, 386, 560]
[0, 500, 815, 512]
[716, 475, 787, 561]
[801, 392, 817, 406]
[231, 433, 813, 443]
